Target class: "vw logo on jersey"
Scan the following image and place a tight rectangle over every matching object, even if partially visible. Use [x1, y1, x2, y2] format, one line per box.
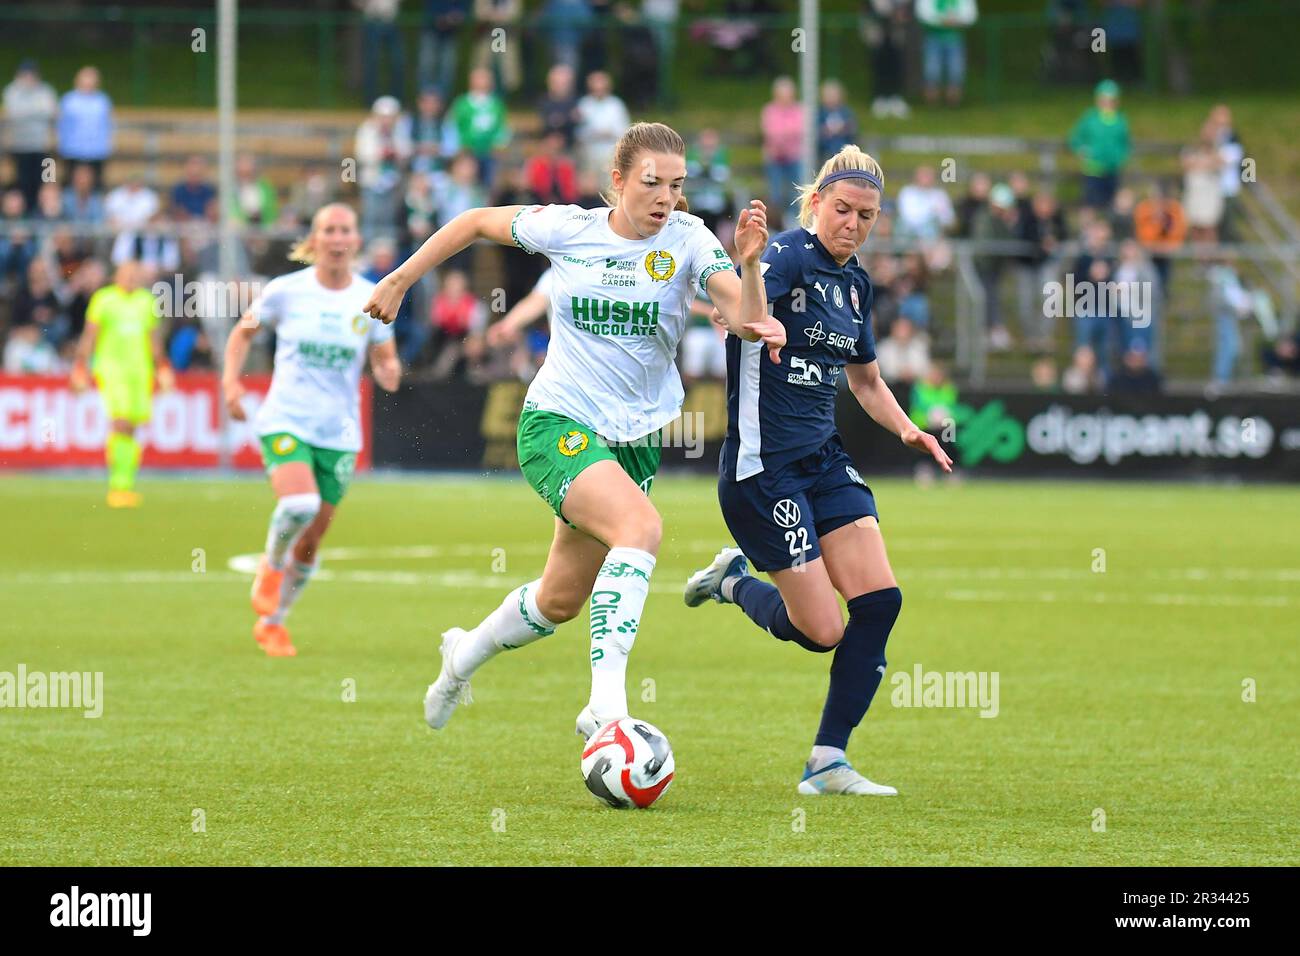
[850, 285, 862, 322]
[833, 285, 844, 308]
[772, 498, 802, 529]
[805, 321, 827, 347]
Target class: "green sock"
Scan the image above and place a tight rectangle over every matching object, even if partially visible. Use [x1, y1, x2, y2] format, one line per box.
[107, 433, 141, 492]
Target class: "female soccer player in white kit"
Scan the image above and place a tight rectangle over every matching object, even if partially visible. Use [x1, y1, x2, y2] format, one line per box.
[224, 203, 402, 657]
[363, 122, 784, 738]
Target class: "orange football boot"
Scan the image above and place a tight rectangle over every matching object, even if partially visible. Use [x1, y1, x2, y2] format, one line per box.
[250, 556, 284, 616]
[254, 619, 297, 657]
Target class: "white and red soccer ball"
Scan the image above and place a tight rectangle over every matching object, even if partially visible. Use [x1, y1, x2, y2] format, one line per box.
[580, 718, 675, 809]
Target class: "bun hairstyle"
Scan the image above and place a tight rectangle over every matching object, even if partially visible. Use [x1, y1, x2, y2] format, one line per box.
[794, 145, 884, 228]
[604, 121, 690, 213]
[288, 202, 358, 264]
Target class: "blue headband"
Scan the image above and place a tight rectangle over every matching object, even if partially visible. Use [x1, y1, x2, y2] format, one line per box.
[818, 169, 883, 194]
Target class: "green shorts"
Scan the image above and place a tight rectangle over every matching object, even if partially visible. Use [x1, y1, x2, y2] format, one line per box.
[259, 432, 357, 506]
[516, 408, 661, 522]
[96, 368, 153, 424]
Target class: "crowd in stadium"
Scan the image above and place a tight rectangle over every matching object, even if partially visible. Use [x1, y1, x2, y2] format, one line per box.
[1, 0, 1297, 397]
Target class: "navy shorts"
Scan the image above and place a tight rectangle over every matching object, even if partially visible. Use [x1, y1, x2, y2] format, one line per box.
[718, 437, 879, 573]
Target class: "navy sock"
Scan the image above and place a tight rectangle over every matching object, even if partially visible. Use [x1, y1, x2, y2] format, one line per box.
[731, 576, 832, 654]
[814, 587, 902, 750]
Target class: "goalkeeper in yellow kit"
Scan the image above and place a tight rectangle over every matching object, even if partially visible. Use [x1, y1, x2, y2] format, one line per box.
[70, 260, 174, 507]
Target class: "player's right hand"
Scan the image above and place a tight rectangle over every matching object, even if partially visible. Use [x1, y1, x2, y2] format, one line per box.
[363, 272, 409, 325]
[486, 320, 520, 349]
[223, 380, 247, 421]
[69, 362, 90, 393]
[742, 315, 785, 364]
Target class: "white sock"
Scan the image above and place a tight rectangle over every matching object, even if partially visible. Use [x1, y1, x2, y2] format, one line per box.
[265, 493, 320, 570]
[588, 547, 656, 719]
[451, 579, 556, 679]
[266, 559, 316, 624]
[809, 745, 846, 773]
[720, 574, 745, 603]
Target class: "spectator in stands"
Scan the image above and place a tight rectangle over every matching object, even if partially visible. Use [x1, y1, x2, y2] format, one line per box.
[10, 257, 69, 349]
[1072, 220, 1119, 380]
[538, 64, 580, 149]
[1068, 79, 1131, 210]
[760, 76, 803, 229]
[286, 165, 337, 226]
[954, 170, 991, 238]
[410, 87, 454, 176]
[909, 360, 957, 434]
[1108, 342, 1162, 395]
[62, 163, 105, 225]
[1108, 186, 1136, 241]
[404, 170, 437, 244]
[817, 80, 858, 160]
[230, 153, 278, 226]
[642, 0, 680, 105]
[450, 68, 510, 187]
[1061, 345, 1100, 394]
[170, 155, 217, 222]
[684, 128, 732, 235]
[575, 70, 629, 178]
[915, 0, 978, 107]
[1207, 256, 1252, 387]
[898, 252, 933, 330]
[1261, 326, 1300, 381]
[359, 0, 406, 107]
[861, 0, 910, 118]
[896, 165, 955, 242]
[541, 0, 594, 73]
[356, 95, 414, 237]
[420, 0, 469, 96]
[1209, 104, 1245, 242]
[0, 190, 36, 288]
[105, 174, 160, 233]
[47, 226, 93, 285]
[1182, 121, 1225, 244]
[866, 253, 900, 337]
[1016, 189, 1067, 351]
[524, 131, 579, 205]
[3, 60, 58, 212]
[875, 315, 931, 388]
[1133, 179, 1186, 294]
[472, 0, 523, 94]
[429, 268, 488, 381]
[112, 209, 180, 272]
[1114, 238, 1159, 360]
[431, 152, 486, 272]
[56, 66, 113, 190]
[1102, 0, 1143, 83]
[1030, 355, 1060, 392]
[3, 323, 61, 374]
[167, 320, 213, 371]
[64, 257, 107, 345]
[973, 182, 1020, 351]
[34, 181, 65, 224]
[679, 293, 726, 386]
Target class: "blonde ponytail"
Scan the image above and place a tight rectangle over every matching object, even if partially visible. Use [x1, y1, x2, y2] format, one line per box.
[794, 145, 884, 228]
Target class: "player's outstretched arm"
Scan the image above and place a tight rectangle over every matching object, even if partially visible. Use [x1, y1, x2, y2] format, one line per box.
[706, 200, 784, 363]
[221, 310, 258, 421]
[363, 205, 526, 325]
[369, 339, 401, 392]
[846, 361, 953, 472]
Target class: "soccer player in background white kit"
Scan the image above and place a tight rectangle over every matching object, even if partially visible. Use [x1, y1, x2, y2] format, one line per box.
[363, 122, 785, 739]
[223, 203, 401, 657]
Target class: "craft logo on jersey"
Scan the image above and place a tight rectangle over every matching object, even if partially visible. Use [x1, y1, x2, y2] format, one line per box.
[351, 314, 369, 335]
[557, 430, 590, 457]
[644, 250, 676, 282]
[272, 435, 298, 455]
[772, 498, 801, 528]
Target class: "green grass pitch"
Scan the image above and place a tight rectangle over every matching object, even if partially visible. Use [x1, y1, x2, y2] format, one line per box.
[1, 473, 1296, 866]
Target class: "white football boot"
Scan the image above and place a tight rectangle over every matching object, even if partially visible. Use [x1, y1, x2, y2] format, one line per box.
[797, 760, 898, 796]
[574, 704, 623, 742]
[423, 627, 473, 730]
[684, 547, 748, 607]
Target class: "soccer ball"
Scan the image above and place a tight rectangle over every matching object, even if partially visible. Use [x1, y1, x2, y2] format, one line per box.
[580, 717, 675, 809]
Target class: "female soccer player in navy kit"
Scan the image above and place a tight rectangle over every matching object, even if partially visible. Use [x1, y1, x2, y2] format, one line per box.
[685, 145, 952, 796]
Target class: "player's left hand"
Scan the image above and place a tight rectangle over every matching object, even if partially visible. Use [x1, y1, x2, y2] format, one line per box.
[742, 314, 785, 364]
[156, 364, 176, 392]
[901, 426, 953, 473]
[734, 200, 768, 266]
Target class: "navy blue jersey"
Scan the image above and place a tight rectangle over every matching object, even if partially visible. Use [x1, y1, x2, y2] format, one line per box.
[721, 227, 876, 481]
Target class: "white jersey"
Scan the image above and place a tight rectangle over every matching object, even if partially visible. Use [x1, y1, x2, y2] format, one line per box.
[250, 267, 393, 452]
[511, 204, 733, 441]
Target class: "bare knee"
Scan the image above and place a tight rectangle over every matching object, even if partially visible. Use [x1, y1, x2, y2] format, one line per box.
[793, 614, 845, 649]
[536, 588, 584, 624]
[607, 508, 662, 555]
